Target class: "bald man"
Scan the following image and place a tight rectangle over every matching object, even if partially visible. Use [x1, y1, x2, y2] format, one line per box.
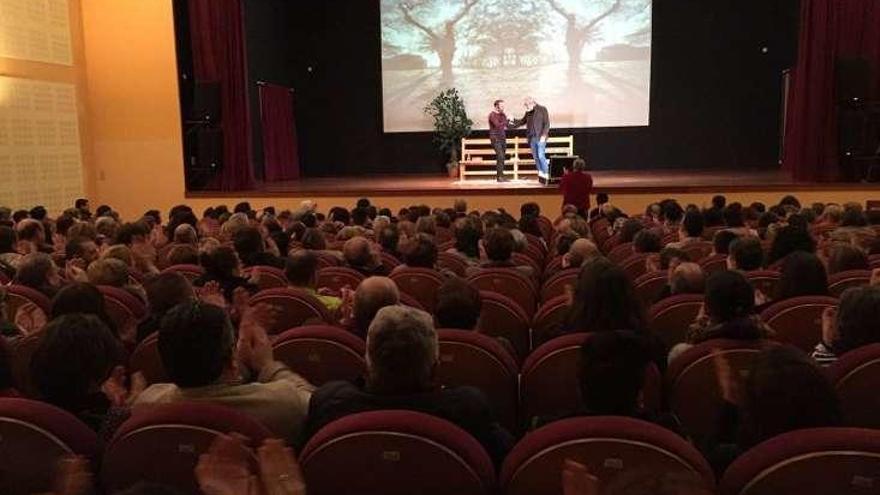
[350, 276, 400, 338]
[670, 262, 706, 296]
[563, 238, 600, 269]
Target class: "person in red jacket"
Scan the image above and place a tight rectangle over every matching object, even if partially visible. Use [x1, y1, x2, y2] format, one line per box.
[559, 157, 593, 217]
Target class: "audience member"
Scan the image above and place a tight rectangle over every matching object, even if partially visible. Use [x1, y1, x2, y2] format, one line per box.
[16, 252, 62, 298]
[472, 227, 534, 278]
[564, 258, 646, 337]
[285, 250, 342, 313]
[349, 276, 400, 338]
[233, 226, 285, 269]
[137, 272, 195, 343]
[812, 286, 880, 366]
[559, 157, 593, 215]
[727, 237, 763, 272]
[343, 237, 388, 277]
[434, 276, 482, 330]
[194, 245, 257, 302]
[668, 211, 705, 248]
[826, 244, 870, 275]
[712, 230, 738, 256]
[563, 238, 600, 269]
[304, 305, 513, 465]
[396, 233, 439, 270]
[136, 301, 314, 440]
[776, 251, 829, 301]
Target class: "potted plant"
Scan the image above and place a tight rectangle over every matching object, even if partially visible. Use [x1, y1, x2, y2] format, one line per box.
[424, 88, 473, 178]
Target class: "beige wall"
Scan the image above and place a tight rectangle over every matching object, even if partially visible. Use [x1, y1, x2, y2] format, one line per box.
[80, 0, 185, 220]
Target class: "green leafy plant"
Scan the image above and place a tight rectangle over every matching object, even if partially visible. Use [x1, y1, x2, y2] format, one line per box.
[424, 88, 473, 168]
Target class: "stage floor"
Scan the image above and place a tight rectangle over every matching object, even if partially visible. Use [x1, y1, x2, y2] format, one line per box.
[190, 168, 861, 198]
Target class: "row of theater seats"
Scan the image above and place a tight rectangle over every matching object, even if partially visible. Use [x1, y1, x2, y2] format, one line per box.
[3, 396, 879, 495]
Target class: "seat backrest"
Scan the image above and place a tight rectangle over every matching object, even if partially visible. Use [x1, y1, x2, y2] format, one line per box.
[700, 253, 729, 275]
[512, 252, 542, 280]
[315, 251, 342, 268]
[530, 295, 572, 348]
[98, 285, 147, 339]
[829, 344, 880, 429]
[390, 267, 445, 313]
[633, 271, 668, 307]
[300, 410, 495, 495]
[590, 217, 611, 247]
[0, 398, 99, 494]
[242, 265, 289, 291]
[379, 251, 402, 274]
[500, 416, 715, 495]
[477, 291, 531, 359]
[161, 264, 205, 282]
[519, 334, 662, 430]
[102, 402, 271, 493]
[128, 332, 167, 385]
[666, 339, 775, 443]
[437, 329, 519, 431]
[468, 269, 537, 314]
[5, 284, 51, 335]
[272, 325, 366, 386]
[719, 427, 880, 495]
[540, 268, 578, 303]
[316, 266, 365, 293]
[620, 252, 651, 280]
[744, 270, 781, 301]
[437, 251, 469, 277]
[542, 256, 564, 280]
[249, 287, 335, 334]
[607, 242, 635, 264]
[759, 296, 839, 352]
[10, 330, 44, 397]
[828, 269, 872, 298]
[680, 241, 715, 262]
[648, 294, 705, 348]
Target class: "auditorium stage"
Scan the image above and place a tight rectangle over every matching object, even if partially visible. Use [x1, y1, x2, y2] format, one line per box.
[189, 168, 870, 199]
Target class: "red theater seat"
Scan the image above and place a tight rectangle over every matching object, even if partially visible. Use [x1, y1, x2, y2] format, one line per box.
[379, 251, 402, 273]
[102, 402, 271, 493]
[316, 266, 364, 293]
[242, 265, 289, 291]
[249, 288, 335, 334]
[700, 253, 729, 275]
[161, 264, 205, 282]
[827, 269, 872, 298]
[500, 416, 714, 495]
[634, 270, 668, 306]
[829, 343, 880, 429]
[648, 294, 705, 348]
[436, 329, 519, 430]
[437, 251, 469, 277]
[9, 330, 44, 397]
[607, 242, 635, 264]
[531, 295, 572, 348]
[0, 398, 99, 494]
[97, 285, 147, 337]
[540, 267, 578, 302]
[390, 267, 444, 313]
[5, 284, 51, 335]
[468, 268, 537, 315]
[300, 410, 495, 495]
[272, 325, 366, 386]
[519, 334, 662, 429]
[667, 339, 776, 442]
[719, 428, 880, 495]
[477, 291, 531, 359]
[681, 241, 715, 261]
[620, 252, 651, 280]
[759, 296, 838, 352]
[745, 270, 781, 301]
[129, 332, 167, 384]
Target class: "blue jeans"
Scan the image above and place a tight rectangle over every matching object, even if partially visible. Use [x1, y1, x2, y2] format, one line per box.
[530, 137, 549, 177]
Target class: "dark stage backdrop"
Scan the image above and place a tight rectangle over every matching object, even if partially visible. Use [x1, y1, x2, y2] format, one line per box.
[221, 0, 799, 177]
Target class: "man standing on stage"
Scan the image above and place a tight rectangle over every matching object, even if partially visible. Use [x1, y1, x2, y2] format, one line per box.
[488, 100, 512, 182]
[513, 97, 551, 184]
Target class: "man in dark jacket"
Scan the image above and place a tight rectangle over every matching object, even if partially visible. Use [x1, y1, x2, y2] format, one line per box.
[302, 305, 514, 466]
[513, 97, 551, 184]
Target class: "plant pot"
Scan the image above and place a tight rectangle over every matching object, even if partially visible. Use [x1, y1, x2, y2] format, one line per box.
[447, 162, 459, 178]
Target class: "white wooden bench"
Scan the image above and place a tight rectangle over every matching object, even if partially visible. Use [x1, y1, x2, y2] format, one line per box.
[459, 135, 574, 181]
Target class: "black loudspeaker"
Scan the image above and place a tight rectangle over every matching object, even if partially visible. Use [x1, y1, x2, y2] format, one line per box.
[191, 82, 221, 122]
[549, 156, 579, 183]
[836, 57, 871, 103]
[186, 128, 223, 189]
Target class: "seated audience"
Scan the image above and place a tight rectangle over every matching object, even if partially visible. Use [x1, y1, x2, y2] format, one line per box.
[137, 272, 195, 343]
[434, 276, 482, 330]
[812, 285, 880, 366]
[50, 282, 121, 340]
[449, 216, 482, 265]
[17, 218, 52, 253]
[562, 238, 600, 269]
[775, 251, 829, 301]
[564, 258, 646, 337]
[712, 230, 739, 256]
[395, 233, 439, 271]
[668, 211, 705, 248]
[285, 250, 342, 313]
[65, 236, 100, 266]
[826, 244, 870, 275]
[346, 276, 400, 338]
[768, 221, 816, 265]
[712, 345, 841, 473]
[672, 270, 773, 363]
[87, 257, 146, 302]
[304, 305, 513, 465]
[233, 225, 285, 269]
[30, 314, 130, 438]
[343, 237, 389, 277]
[16, 252, 62, 298]
[0, 225, 21, 275]
[632, 229, 662, 254]
[727, 237, 764, 272]
[194, 245, 257, 302]
[470, 227, 533, 278]
[377, 225, 402, 259]
[136, 301, 314, 440]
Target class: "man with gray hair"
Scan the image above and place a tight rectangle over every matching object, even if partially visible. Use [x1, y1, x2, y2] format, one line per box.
[303, 305, 513, 465]
[512, 96, 551, 184]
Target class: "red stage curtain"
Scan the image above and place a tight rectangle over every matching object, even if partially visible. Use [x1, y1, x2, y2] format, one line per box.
[782, 0, 880, 182]
[187, 0, 254, 190]
[259, 84, 301, 181]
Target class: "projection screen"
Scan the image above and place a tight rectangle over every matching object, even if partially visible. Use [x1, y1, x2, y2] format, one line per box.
[380, 0, 652, 132]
